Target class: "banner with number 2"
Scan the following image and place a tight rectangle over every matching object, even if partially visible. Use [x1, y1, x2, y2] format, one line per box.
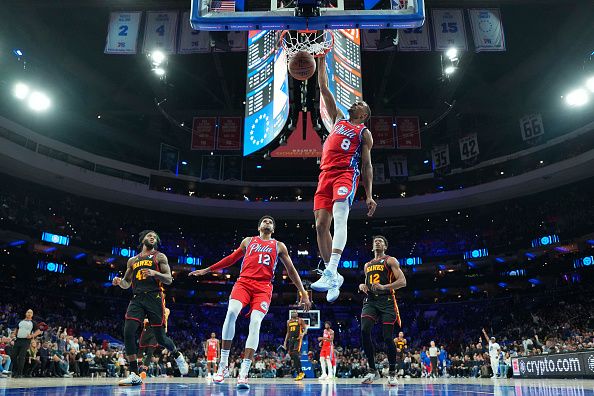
[105, 12, 142, 54]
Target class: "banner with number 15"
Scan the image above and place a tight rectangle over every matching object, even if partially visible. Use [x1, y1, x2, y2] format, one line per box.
[143, 11, 179, 54]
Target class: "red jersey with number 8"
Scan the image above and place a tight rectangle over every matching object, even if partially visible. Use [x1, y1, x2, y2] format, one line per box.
[239, 236, 279, 283]
[320, 119, 366, 172]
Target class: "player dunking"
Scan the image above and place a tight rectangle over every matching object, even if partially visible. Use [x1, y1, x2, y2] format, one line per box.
[190, 216, 311, 390]
[284, 310, 308, 381]
[359, 236, 406, 386]
[205, 332, 220, 379]
[112, 230, 188, 386]
[311, 56, 377, 303]
[318, 321, 334, 379]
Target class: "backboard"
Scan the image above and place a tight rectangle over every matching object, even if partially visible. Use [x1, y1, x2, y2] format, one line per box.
[288, 309, 321, 329]
[191, 0, 425, 31]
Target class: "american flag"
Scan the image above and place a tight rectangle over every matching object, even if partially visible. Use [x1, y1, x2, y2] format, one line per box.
[210, 0, 236, 12]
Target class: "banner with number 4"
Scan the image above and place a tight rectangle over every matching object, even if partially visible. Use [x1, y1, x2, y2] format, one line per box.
[105, 12, 142, 54]
[143, 11, 179, 54]
[519, 114, 545, 142]
[459, 133, 479, 161]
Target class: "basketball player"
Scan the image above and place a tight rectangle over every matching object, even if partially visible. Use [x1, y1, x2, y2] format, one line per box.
[112, 230, 188, 386]
[482, 328, 501, 377]
[205, 333, 220, 379]
[318, 321, 334, 380]
[284, 310, 308, 381]
[189, 216, 311, 390]
[359, 236, 406, 386]
[394, 331, 407, 375]
[138, 307, 170, 368]
[312, 55, 376, 303]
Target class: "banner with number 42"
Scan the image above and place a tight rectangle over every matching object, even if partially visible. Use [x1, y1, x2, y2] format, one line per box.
[459, 133, 479, 161]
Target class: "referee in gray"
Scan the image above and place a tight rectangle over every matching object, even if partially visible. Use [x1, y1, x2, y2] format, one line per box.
[11, 309, 41, 378]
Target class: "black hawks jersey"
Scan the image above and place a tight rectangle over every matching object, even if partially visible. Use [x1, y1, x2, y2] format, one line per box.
[131, 251, 163, 293]
[364, 256, 394, 296]
[288, 319, 302, 339]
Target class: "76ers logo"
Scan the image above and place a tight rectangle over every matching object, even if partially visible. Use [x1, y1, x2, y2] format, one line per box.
[260, 301, 269, 312]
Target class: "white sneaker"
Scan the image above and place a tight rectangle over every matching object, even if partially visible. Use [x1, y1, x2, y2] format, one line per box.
[237, 376, 250, 389]
[326, 273, 344, 303]
[175, 353, 189, 375]
[318, 373, 328, 380]
[361, 371, 378, 384]
[311, 269, 337, 292]
[213, 366, 228, 384]
[118, 372, 142, 386]
[388, 374, 398, 386]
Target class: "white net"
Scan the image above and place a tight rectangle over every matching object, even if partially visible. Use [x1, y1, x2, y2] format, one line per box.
[280, 30, 334, 59]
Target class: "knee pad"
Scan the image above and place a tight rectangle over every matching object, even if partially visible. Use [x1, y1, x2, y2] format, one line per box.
[124, 320, 141, 356]
[245, 310, 265, 350]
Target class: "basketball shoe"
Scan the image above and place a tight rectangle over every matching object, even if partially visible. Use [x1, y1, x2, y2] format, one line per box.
[118, 372, 142, 386]
[237, 376, 250, 390]
[175, 353, 189, 375]
[213, 366, 229, 384]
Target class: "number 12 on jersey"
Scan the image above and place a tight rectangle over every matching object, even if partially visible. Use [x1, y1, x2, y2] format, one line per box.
[258, 253, 271, 266]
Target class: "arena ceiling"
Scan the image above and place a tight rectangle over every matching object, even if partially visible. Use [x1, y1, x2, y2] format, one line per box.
[0, 0, 592, 168]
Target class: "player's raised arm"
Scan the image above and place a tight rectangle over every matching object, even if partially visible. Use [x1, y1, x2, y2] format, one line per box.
[189, 237, 250, 277]
[317, 56, 344, 125]
[361, 129, 376, 217]
[278, 242, 311, 311]
[370, 257, 406, 292]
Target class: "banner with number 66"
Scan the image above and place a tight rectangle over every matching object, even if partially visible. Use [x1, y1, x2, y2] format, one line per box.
[459, 133, 479, 161]
[143, 11, 179, 54]
[519, 114, 545, 142]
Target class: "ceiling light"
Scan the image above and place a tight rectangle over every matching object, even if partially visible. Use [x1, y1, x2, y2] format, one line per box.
[565, 88, 588, 107]
[14, 83, 30, 100]
[28, 91, 51, 111]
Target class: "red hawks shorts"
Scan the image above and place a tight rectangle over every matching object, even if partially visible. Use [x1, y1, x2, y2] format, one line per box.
[230, 278, 273, 316]
[320, 343, 333, 359]
[314, 168, 359, 212]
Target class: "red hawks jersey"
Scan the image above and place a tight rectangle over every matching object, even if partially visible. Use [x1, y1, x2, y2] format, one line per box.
[207, 339, 218, 354]
[320, 119, 367, 172]
[239, 236, 279, 283]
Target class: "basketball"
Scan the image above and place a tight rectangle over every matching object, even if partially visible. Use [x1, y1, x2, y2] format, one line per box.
[288, 51, 316, 81]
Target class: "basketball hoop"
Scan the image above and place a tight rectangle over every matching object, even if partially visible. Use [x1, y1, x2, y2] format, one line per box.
[280, 30, 334, 60]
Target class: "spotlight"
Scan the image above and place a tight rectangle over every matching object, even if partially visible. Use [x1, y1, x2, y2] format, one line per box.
[263, 151, 271, 160]
[14, 83, 30, 100]
[565, 88, 589, 107]
[153, 67, 166, 77]
[181, 161, 188, 165]
[13, 49, 24, 57]
[28, 91, 51, 111]
[446, 47, 458, 61]
[150, 50, 166, 66]
[586, 76, 594, 93]
[444, 66, 456, 75]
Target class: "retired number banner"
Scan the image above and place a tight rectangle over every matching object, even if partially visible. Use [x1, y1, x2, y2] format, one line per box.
[432, 145, 450, 169]
[178, 11, 210, 53]
[519, 113, 545, 141]
[398, 26, 432, 51]
[143, 11, 179, 54]
[105, 12, 142, 54]
[459, 133, 479, 160]
[432, 9, 468, 51]
[468, 9, 506, 52]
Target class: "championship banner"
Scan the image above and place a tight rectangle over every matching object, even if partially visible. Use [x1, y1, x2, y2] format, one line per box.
[459, 133, 479, 160]
[388, 155, 408, 177]
[519, 113, 545, 142]
[431, 9, 468, 51]
[369, 116, 395, 149]
[143, 11, 179, 54]
[468, 9, 506, 52]
[178, 11, 210, 54]
[217, 117, 242, 150]
[431, 145, 450, 169]
[320, 29, 362, 132]
[105, 11, 142, 54]
[191, 117, 217, 150]
[395, 116, 421, 149]
[159, 143, 179, 173]
[398, 26, 432, 52]
[512, 351, 594, 379]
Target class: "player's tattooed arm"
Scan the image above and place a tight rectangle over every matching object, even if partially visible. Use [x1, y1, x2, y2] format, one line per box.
[372, 257, 406, 292]
[141, 253, 173, 285]
[112, 257, 135, 289]
[278, 242, 311, 311]
[361, 130, 377, 217]
[317, 56, 344, 124]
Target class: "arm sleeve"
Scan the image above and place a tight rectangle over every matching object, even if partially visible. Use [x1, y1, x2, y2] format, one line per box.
[208, 248, 244, 272]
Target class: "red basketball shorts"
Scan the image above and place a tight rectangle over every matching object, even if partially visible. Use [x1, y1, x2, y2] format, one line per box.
[320, 343, 333, 359]
[207, 353, 217, 362]
[314, 168, 360, 212]
[230, 278, 273, 316]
